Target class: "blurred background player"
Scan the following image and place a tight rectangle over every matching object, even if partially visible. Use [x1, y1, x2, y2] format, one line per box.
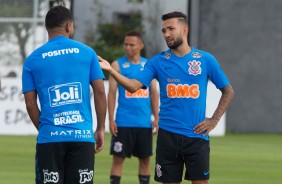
[108, 30, 159, 184]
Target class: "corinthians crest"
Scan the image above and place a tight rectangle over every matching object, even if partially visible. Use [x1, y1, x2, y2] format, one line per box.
[188, 60, 201, 76]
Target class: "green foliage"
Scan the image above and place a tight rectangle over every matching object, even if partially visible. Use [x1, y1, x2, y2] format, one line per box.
[86, 23, 133, 79]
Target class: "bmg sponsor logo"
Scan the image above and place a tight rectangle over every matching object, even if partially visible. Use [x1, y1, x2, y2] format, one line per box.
[48, 82, 83, 107]
[43, 170, 59, 183]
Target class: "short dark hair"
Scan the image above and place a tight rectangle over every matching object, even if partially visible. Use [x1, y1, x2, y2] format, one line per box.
[45, 5, 73, 29]
[162, 11, 188, 26]
[125, 30, 143, 42]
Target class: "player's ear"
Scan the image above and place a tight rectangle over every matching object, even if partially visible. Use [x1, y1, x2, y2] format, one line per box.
[65, 21, 71, 33]
[183, 25, 189, 37]
[139, 40, 144, 50]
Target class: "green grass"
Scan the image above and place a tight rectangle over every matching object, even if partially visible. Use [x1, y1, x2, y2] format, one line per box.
[0, 134, 281, 184]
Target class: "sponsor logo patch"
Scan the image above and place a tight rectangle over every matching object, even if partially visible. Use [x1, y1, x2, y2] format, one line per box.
[191, 52, 202, 58]
[113, 141, 123, 153]
[188, 60, 201, 76]
[156, 164, 162, 177]
[79, 169, 93, 184]
[164, 52, 171, 59]
[166, 84, 200, 98]
[43, 170, 59, 183]
[48, 82, 82, 107]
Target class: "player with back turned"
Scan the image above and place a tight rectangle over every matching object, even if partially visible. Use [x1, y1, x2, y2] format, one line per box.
[22, 6, 106, 184]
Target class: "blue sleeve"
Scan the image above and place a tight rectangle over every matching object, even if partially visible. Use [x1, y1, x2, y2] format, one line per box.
[90, 50, 105, 81]
[206, 53, 230, 89]
[134, 58, 156, 88]
[22, 60, 36, 93]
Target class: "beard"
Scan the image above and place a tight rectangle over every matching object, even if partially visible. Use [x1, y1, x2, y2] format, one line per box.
[166, 37, 183, 49]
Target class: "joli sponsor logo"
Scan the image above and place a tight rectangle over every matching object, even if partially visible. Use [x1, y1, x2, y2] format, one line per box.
[48, 82, 83, 107]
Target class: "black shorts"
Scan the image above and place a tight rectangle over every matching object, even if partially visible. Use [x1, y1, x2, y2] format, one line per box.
[35, 142, 94, 184]
[154, 128, 210, 183]
[110, 127, 153, 158]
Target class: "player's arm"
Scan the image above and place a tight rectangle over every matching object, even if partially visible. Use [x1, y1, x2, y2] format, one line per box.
[149, 79, 159, 134]
[91, 79, 107, 153]
[194, 84, 234, 136]
[108, 61, 119, 136]
[24, 91, 40, 130]
[98, 56, 143, 92]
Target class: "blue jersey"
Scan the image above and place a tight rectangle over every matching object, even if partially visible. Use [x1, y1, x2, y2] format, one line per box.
[22, 36, 104, 144]
[135, 48, 230, 140]
[115, 56, 152, 128]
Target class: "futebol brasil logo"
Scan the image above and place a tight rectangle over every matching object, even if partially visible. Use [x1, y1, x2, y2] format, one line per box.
[48, 82, 83, 107]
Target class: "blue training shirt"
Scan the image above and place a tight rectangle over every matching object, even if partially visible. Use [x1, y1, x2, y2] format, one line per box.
[135, 48, 230, 140]
[115, 56, 152, 128]
[22, 35, 104, 144]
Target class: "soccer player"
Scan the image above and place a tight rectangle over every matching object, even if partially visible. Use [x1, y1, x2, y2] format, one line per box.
[109, 30, 159, 184]
[22, 6, 106, 184]
[99, 11, 234, 184]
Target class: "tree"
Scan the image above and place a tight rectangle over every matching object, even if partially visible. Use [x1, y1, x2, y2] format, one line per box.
[0, 0, 34, 65]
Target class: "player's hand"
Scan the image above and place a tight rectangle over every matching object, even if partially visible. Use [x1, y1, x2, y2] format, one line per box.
[94, 130, 105, 153]
[110, 121, 118, 137]
[152, 119, 159, 135]
[98, 56, 112, 71]
[193, 117, 218, 136]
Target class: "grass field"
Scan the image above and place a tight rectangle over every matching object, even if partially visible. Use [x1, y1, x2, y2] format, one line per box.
[0, 133, 281, 184]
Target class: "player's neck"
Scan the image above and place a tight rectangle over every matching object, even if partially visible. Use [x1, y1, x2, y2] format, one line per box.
[127, 55, 141, 64]
[171, 43, 191, 57]
[48, 30, 69, 40]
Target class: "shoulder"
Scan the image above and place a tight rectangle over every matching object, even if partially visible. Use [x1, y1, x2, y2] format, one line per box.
[69, 39, 95, 53]
[191, 48, 216, 61]
[148, 50, 170, 62]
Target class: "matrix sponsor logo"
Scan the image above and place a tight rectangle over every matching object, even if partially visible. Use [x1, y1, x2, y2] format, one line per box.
[50, 129, 92, 139]
[43, 170, 59, 183]
[79, 169, 93, 183]
[48, 82, 82, 107]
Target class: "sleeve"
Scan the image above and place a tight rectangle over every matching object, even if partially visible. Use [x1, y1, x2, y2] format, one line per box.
[206, 53, 230, 89]
[90, 50, 105, 81]
[134, 58, 157, 88]
[22, 61, 36, 93]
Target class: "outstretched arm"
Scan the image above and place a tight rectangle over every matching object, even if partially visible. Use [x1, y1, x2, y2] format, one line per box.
[194, 84, 234, 136]
[98, 56, 143, 93]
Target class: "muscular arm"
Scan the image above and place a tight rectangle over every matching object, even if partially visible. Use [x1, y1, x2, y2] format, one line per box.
[212, 84, 234, 122]
[98, 56, 143, 93]
[91, 79, 107, 152]
[149, 79, 159, 133]
[194, 84, 234, 136]
[108, 61, 119, 136]
[24, 91, 40, 130]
